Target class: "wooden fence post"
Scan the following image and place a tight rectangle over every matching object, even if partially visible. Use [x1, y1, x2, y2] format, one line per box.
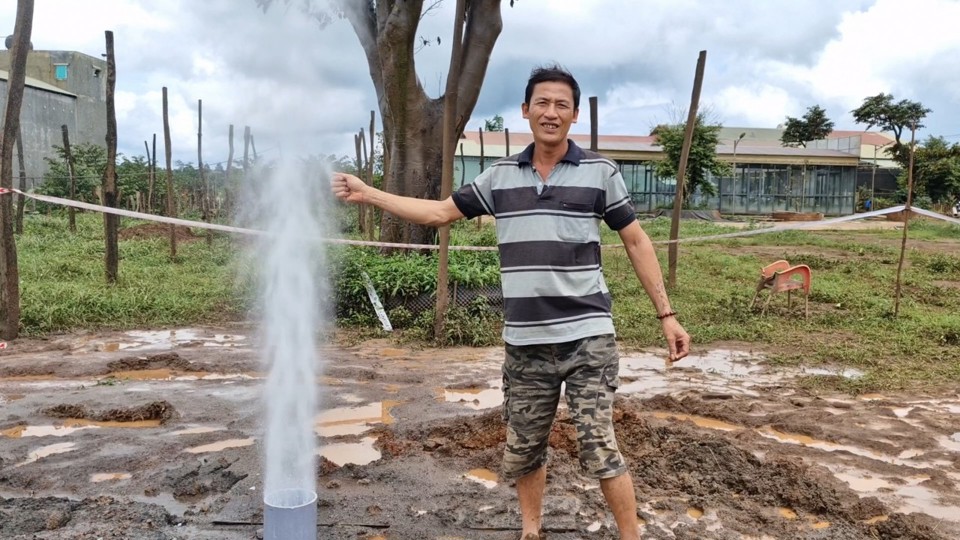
[103, 30, 119, 284]
[434, 0, 466, 339]
[62, 125, 78, 233]
[224, 124, 234, 216]
[15, 128, 26, 234]
[198, 99, 211, 245]
[162, 87, 177, 260]
[367, 110, 375, 240]
[0, 0, 34, 340]
[667, 50, 707, 289]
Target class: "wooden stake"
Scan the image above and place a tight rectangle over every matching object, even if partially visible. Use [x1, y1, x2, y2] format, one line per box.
[243, 126, 251, 178]
[224, 124, 234, 216]
[144, 139, 153, 212]
[62, 125, 78, 233]
[0, 0, 33, 339]
[198, 99, 211, 245]
[667, 50, 707, 289]
[367, 110, 375, 240]
[479, 127, 485, 172]
[354, 132, 365, 236]
[504, 128, 510, 156]
[434, 0, 466, 340]
[589, 96, 598, 152]
[103, 30, 119, 284]
[15, 127, 26, 234]
[894, 123, 917, 317]
[162, 87, 177, 260]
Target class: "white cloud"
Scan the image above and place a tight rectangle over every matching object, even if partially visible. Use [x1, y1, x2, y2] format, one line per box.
[3, 0, 958, 161]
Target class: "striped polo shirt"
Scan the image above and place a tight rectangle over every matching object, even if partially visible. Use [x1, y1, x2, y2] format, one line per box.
[451, 140, 636, 346]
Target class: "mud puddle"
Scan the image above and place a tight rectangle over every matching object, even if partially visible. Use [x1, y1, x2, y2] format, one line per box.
[1, 331, 958, 539]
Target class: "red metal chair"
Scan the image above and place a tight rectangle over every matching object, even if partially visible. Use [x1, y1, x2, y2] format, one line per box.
[749, 260, 811, 317]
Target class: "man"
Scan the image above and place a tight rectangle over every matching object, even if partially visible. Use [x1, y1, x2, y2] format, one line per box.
[332, 65, 690, 540]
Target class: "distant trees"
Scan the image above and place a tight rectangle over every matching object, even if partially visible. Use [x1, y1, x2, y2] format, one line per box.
[651, 114, 731, 206]
[911, 137, 960, 205]
[484, 114, 504, 132]
[851, 93, 930, 166]
[780, 105, 834, 147]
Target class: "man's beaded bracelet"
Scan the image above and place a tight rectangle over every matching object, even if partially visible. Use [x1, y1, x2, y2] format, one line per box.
[656, 311, 678, 320]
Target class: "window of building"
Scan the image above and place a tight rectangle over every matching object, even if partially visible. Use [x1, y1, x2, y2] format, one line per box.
[54, 64, 69, 81]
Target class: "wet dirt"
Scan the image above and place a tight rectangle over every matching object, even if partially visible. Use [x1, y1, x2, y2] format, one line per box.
[0, 326, 958, 539]
[118, 222, 200, 242]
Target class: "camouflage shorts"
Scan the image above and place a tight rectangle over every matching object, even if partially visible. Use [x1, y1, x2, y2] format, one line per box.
[501, 334, 626, 480]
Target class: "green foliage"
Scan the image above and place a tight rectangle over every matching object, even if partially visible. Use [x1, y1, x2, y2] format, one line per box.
[40, 143, 107, 202]
[484, 114, 505, 132]
[910, 136, 960, 204]
[780, 105, 834, 148]
[851, 93, 931, 166]
[651, 114, 731, 205]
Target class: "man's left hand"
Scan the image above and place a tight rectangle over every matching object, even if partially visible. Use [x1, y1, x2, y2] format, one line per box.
[661, 317, 690, 363]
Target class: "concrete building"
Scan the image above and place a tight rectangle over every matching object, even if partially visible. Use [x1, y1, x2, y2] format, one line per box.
[0, 48, 108, 184]
[454, 129, 894, 216]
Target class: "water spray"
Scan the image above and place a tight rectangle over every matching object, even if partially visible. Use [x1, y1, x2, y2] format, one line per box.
[255, 159, 328, 539]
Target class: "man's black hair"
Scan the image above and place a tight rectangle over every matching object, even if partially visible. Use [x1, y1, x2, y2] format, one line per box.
[524, 65, 581, 109]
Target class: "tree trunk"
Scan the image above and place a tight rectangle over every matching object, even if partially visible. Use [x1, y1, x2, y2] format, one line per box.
[62, 125, 78, 233]
[342, 0, 503, 246]
[162, 87, 177, 260]
[103, 30, 119, 284]
[0, 0, 33, 340]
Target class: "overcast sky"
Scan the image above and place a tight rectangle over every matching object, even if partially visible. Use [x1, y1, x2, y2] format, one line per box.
[3, 0, 959, 165]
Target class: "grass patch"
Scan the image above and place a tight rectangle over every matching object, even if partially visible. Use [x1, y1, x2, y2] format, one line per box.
[17, 213, 250, 335]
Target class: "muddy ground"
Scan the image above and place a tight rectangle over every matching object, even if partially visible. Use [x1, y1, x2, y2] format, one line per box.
[1, 327, 959, 539]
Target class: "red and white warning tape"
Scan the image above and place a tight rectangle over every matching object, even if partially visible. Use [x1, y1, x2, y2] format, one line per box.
[1, 187, 957, 249]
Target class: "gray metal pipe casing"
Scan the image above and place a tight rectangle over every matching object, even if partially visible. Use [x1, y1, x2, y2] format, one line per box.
[264, 488, 317, 540]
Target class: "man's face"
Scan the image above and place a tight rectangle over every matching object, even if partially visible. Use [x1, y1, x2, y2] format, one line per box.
[522, 81, 579, 147]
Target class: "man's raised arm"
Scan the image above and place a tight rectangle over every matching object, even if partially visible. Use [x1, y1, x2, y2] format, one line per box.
[331, 172, 464, 227]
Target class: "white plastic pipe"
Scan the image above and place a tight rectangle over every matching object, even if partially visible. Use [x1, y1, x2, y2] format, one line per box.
[264, 488, 317, 540]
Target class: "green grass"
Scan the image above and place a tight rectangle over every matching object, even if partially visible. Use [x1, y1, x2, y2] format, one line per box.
[13, 212, 960, 394]
[17, 213, 251, 335]
[602, 217, 960, 393]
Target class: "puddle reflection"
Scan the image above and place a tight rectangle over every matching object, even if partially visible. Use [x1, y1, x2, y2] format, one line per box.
[464, 468, 498, 488]
[443, 385, 502, 410]
[90, 329, 247, 352]
[184, 438, 255, 454]
[2, 418, 162, 438]
[319, 436, 380, 466]
[90, 472, 131, 482]
[315, 402, 399, 437]
[17, 442, 77, 466]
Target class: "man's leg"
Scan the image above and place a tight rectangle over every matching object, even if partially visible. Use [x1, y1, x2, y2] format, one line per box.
[562, 335, 639, 539]
[516, 465, 547, 538]
[501, 343, 561, 539]
[600, 472, 640, 540]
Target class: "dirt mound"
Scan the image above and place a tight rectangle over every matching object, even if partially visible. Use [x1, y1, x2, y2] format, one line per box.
[105, 352, 197, 373]
[391, 399, 948, 540]
[157, 456, 248, 501]
[119, 222, 199, 242]
[42, 400, 176, 424]
[0, 496, 172, 538]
